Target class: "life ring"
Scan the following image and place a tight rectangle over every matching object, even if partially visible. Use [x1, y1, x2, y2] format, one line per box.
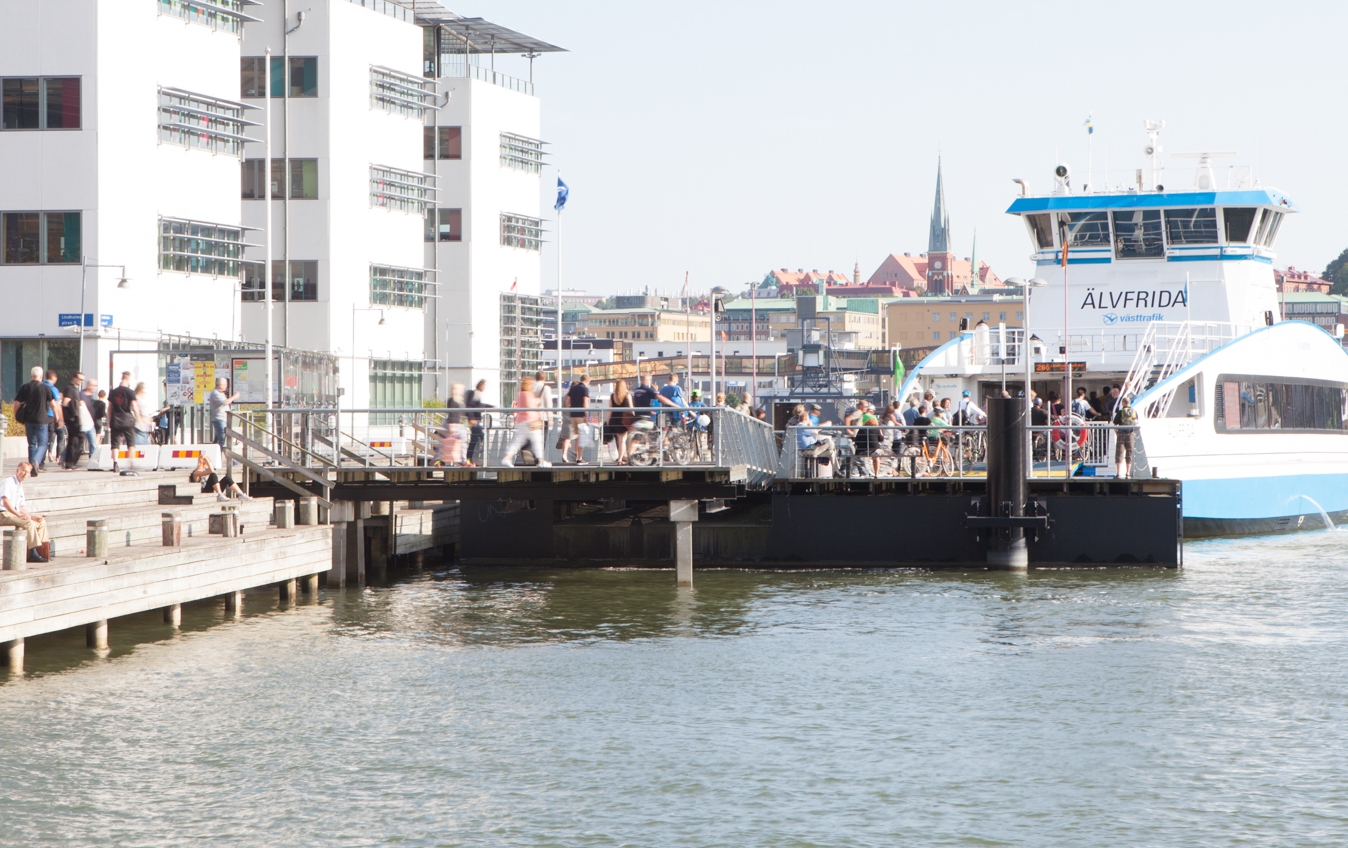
[1051, 414, 1088, 448]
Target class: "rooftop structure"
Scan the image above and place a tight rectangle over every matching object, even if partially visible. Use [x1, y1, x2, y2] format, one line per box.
[1275, 266, 1332, 294]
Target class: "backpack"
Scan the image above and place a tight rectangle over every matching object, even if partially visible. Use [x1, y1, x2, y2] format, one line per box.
[1117, 406, 1138, 427]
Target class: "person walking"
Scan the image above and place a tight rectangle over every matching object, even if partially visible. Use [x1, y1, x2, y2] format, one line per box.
[0, 462, 50, 563]
[91, 388, 107, 445]
[438, 383, 468, 466]
[12, 366, 56, 476]
[1113, 396, 1138, 478]
[558, 373, 591, 464]
[107, 372, 138, 476]
[500, 375, 551, 468]
[133, 382, 156, 445]
[605, 379, 635, 464]
[44, 371, 66, 469]
[61, 372, 85, 468]
[464, 379, 489, 466]
[207, 377, 239, 452]
[533, 370, 556, 454]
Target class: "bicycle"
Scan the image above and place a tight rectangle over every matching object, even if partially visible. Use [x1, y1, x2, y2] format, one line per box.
[627, 418, 693, 466]
[916, 432, 956, 477]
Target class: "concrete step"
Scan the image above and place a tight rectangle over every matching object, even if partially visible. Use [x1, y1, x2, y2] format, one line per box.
[22, 470, 244, 515]
[41, 497, 277, 558]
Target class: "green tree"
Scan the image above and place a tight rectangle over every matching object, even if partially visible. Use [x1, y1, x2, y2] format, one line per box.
[1323, 248, 1348, 295]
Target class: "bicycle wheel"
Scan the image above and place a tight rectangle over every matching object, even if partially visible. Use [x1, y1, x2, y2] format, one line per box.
[628, 432, 657, 466]
[899, 446, 921, 477]
[667, 428, 692, 465]
[937, 446, 955, 476]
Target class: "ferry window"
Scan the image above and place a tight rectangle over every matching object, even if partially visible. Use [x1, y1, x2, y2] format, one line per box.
[1223, 208, 1256, 243]
[1058, 211, 1110, 248]
[1111, 210, 1163, 259]
[1253, 209, 1273, 245]
[1215, 376, 1348, 433]
[1026, 214, 1054, 250]
[1262, 212, 1284, 247]
[1164, 208, 1218, 245]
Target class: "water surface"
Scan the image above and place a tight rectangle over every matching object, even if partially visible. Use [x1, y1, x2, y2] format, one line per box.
[2, 532, 1347, 846]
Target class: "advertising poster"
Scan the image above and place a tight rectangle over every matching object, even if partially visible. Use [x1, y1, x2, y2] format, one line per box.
[192, 358, 216, 404]
[166, 356, 195, 406]
[232, 358, 269, 404]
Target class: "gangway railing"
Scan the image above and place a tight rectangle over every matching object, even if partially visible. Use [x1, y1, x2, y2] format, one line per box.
[230, 406, 781, 490]
[1119, 321, 1246, 417]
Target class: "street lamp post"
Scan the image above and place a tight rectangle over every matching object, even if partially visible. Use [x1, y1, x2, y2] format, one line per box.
[1005, 276, 1048, 462]
[710, 286, 729, 401]
[77, 261, 128, 375]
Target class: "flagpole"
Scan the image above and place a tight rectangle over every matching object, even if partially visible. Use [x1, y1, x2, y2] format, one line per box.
[555, 176, 563, 402]
[683, 271, 692, 392]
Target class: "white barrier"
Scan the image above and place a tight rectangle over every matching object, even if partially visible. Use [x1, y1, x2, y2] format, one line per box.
[158, 444, 223, 470]
[88, 445, 161, 471]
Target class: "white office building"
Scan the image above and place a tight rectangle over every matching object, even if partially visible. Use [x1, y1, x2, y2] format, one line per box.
[0, 0, 560, 412]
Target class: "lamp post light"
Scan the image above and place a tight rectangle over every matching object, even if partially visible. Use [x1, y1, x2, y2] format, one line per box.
[710, 286, 729, 401]
[77, 261, 128, 375]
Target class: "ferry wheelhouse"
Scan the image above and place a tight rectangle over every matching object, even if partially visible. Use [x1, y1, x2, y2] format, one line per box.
[901, 143, 1348, 536]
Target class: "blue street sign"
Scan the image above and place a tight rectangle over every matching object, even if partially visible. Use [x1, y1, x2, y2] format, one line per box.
[57, 313, 113, 328]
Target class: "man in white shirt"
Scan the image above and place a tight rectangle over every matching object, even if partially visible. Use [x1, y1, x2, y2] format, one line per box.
[0, 462, 50, 563]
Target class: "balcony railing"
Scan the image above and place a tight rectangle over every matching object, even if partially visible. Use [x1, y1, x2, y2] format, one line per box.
[438, 59, 533, 95]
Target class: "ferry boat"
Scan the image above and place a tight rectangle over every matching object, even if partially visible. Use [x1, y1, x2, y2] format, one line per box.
[900, 126, 1348, 537]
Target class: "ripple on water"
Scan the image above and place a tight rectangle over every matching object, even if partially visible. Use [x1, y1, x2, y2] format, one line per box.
[1, 532, 1348, 846]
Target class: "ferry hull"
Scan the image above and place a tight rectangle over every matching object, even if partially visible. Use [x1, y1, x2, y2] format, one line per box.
[1180, 472, 1348, 538]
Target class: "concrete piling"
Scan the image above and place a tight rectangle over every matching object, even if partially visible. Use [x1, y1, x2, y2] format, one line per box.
[3, 528, 27, 571]
[87, 520, 109, 558]
[86, 619, 109, 650]
[670, 500, 698, 587]
[298, 497, 319, 526]
[302, 573, 319, 595]
[223, 590, 244, 617]
[279, 578, 297, 603]
[164, 604, 182, 627]
[2, 637, 23, 672]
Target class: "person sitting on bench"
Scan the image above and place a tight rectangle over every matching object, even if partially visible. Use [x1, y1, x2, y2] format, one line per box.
[189, 454, 251, 502]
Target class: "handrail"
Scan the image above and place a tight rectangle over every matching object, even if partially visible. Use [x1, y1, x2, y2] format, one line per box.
[225, 448, 334, 509]
[225, 426, 334, 490]
[230, 410, 338, 470]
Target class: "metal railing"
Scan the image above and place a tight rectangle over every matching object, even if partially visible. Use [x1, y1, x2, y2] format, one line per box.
[780, 422, 1143, 480]
[226, 406, 781, 488]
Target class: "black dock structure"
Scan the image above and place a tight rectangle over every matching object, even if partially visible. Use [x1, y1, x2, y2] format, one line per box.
[233, 405, 1182, 581]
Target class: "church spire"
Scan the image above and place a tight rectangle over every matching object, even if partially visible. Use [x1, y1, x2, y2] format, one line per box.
[928, 157, 951, 254]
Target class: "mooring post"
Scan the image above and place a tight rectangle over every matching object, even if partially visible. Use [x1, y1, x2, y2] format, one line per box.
[162, 512, 182, 547]
[86, 619, 109, 650]
[224, 590, 244, 617]
[164, 604, 182, 627]
[298, 497, 319, 526]
[280, 578, 297, 603]
[274, 499, 295, 529]
[2, 528, 27, 571]
[2, 637, 23, 672]
[87, 520, 109, 558]
[985, 396, 1029, 571]
[669, 499, 698, 587]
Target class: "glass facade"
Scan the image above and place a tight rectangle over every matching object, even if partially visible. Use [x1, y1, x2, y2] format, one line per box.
[370, 165, 434, 214]
[370, 264, 430, 310]
[499, 292, 543, 402]
[500, 213, 543, 251]
[158, 87, 250, 156]
[159, 217, 244, 277]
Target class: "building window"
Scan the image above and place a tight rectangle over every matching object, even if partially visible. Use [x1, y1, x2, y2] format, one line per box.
[369, 359, 423, 421]
[370, 264, 431, 310]
[241, 57, 317, 98]
[2, 211, 80, 265]
[2, 77, 80, 130]
[370, 165, 435, 214]
[999, 312, 1007, 321]
[241, 260, 318, 302]
[370, 65, 432, 119]
[158, 87, 251, 156]
[501, 213, 542, 251]
[932, 332, 941, 341]
[159, 0, 257, 34]
[159, 217, 244, 277]
[500, 133, 543, 173]
[500, 292, 543, 401]
[425, 126, 462, 160]
[424, 208, 462, 242]
[244, 158, 317, 199]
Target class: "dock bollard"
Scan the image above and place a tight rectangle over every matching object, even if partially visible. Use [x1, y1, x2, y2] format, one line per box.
[87, 520, 109, 558]
[162, 512, 183, 547]
[298, 497, 319, 526]
[274, 500, 295, 529]
[984, 397, 1029, 571]
[2, 528, 27, 571]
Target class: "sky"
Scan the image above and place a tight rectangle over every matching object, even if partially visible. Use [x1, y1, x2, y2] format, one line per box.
[452, 0, 1348, 296]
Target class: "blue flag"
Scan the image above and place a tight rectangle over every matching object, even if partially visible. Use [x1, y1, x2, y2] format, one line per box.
[555, 176, 569, 212]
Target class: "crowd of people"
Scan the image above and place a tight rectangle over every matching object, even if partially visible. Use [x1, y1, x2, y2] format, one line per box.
[433, 371, 759, 468]
[8, 367, 183, 476]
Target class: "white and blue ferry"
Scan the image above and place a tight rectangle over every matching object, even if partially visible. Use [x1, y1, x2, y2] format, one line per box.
[902, 128, 1348, 537]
